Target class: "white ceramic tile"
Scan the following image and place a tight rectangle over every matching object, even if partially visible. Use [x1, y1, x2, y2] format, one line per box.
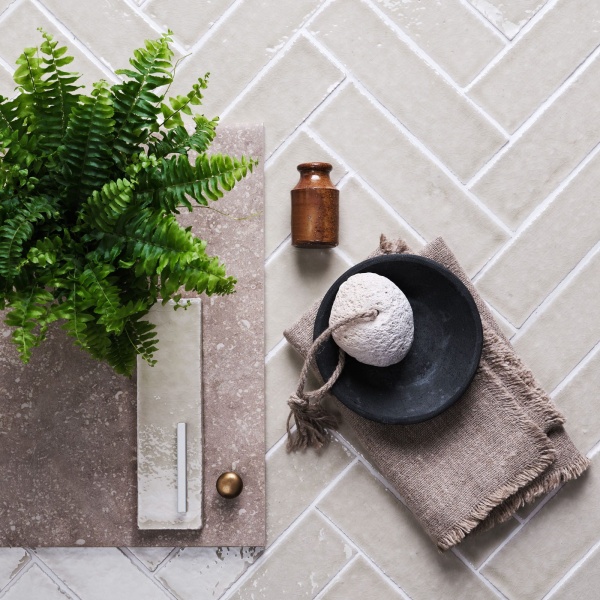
[469, 0, 600, 131]
[158, 547, 261, 600]
[0, 549, 29, 591]
[372, 0, 505, 86]
[35, 548, 168, 600]
[137, 299, 202, 529]
[311, 0, 506, 182]
[311, 84, 509, 275]
[128, 547, 173, 572]
[3, 565, 71, 600]
[468, 0, 545, 39]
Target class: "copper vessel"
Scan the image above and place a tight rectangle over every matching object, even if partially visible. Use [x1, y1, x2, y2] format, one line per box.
[291, 162, 339, 248]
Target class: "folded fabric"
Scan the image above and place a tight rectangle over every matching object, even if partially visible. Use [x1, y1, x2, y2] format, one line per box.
[284, 236, 590, 550]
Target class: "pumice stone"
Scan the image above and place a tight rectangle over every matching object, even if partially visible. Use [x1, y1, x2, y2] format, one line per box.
[330, 272, 414, 367]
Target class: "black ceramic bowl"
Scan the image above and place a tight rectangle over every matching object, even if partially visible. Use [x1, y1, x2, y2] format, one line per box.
[313, 254, 483, 424]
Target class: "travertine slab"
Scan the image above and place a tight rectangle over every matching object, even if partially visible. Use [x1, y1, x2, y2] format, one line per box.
[137, 300, 202, 530]
[0, 125, 265, 546]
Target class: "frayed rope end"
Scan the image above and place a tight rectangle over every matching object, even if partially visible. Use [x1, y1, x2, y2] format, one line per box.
[286, 395, 339, 452]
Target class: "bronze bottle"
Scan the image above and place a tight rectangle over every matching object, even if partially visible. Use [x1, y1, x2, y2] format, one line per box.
[291, 162, 339, 248]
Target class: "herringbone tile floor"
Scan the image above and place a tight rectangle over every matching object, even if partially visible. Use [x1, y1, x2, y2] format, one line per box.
[0, 0, 598, 598]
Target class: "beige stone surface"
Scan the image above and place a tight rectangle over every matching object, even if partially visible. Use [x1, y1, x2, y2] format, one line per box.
[513, 248, 600, 392]
[311, 84, 509, 275]
[469, 0, 600, 132]
[552, 543, 600, 600]
[472, 54, 600, 230]
[458, 518, 520, 568]
[266, 437, 353, 545]
[318, 463, 498, 599]
[265, 131, 346, 256]
[169, 0, 322, 116]
[128, 547, 172, 572]
[321, 555, 404, 600]
[476, 147, 600, 325]
[553, 348, 600, 454]
[337, 177, 423, 263]
[372, 0, 505, 86]
[311, 0, 506, 182]
[482, 455, 600, 600]
[467, 0, 545, 38]
[143, 0, 234, 50]
[224, 36, 344, 156]
[42, 0, 165, 72]
[265, 241, 348, 351]
[229, 511, 354, 599]
[0, 0, 107, 88]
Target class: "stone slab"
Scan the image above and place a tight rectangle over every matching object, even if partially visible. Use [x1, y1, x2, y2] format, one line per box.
[0, 125, 265, 546]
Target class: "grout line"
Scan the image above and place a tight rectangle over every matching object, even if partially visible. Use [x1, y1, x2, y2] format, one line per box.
[33, 0, 119, 82]
[265, 426, 291, 461]
[264, 233, 292, 269]
[550, 340, 600, 399]
[456, 0, 511, 43]
[510, 239, 600, 344]
[118, 548, 177, 599]
[312, 554, 361, 600]
[305, 126, 428, 246]
[452, 547, 508, 599]
[464, 0, 561, 92]
[219, 0, 339, 122]
[0, 562, 34, 599]
[151, 548, 184, 577]
[138, 0, 150, 8]
[363, 0, 509, 139]
[220, 456, 360, 600]
[305, 31, 513, 237]
[314, 507, 412, 600]
[264, 335, 288, 364]
[26, 550, 83, 600]
[0, 0, 17, 20]
[119, 0, 187, 56]
[477, 485, 564, 573]
[587, 439, 600, 459]
[467, 44, 600, 191]
[542, 537, 600, 599]
[472, 140, 600, 283]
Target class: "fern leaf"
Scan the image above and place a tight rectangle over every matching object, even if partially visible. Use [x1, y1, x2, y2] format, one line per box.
[111, 32, 174, 165]
[38, 30, 81, 150]
[79, 176, 135, 234]
[160, 76, 208, 129]
[107, 316, 157, 375]
[146, 115, 218, 159]
[4, 287, 55, 362]
[138, 153, 256, 211]
[60, 81, 115, 205]
[78, 263, 124, 333]
[0, 196, 58, 280]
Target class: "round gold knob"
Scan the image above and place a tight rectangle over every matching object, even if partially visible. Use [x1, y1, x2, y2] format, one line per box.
[216, 471, 244, 499]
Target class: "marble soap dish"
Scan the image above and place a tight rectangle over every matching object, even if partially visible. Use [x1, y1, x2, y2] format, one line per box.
[137, 299, 203, 530]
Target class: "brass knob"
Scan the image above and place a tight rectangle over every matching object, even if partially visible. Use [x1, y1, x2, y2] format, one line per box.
[216, 471, 243, 499]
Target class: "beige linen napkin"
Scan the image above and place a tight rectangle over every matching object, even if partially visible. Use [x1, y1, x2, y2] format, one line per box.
[284, 236, 590, 550]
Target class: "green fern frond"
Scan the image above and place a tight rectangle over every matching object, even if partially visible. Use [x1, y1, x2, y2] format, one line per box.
[139, 153, 256, 211]
[79, 176, 135, 233]
[78, 264, 124, 333]
[38, 30, 81, 151]
[60, 81, 115, 205]
[4, 287, 55, 362]
[160, 75, 208, 129]
[107, 316, 157, 375]
[112, 32, 174, 165]
[0, 196, 58, 280]
[146, 115, 218, 159]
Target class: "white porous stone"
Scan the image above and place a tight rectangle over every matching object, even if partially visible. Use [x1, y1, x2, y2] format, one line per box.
[330, 273, 414, 367]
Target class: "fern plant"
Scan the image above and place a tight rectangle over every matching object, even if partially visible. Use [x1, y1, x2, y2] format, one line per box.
[0, 30, 256, 376]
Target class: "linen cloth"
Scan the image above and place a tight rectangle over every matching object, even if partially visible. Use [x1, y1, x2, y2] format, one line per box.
[284, 236, 590, 550]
